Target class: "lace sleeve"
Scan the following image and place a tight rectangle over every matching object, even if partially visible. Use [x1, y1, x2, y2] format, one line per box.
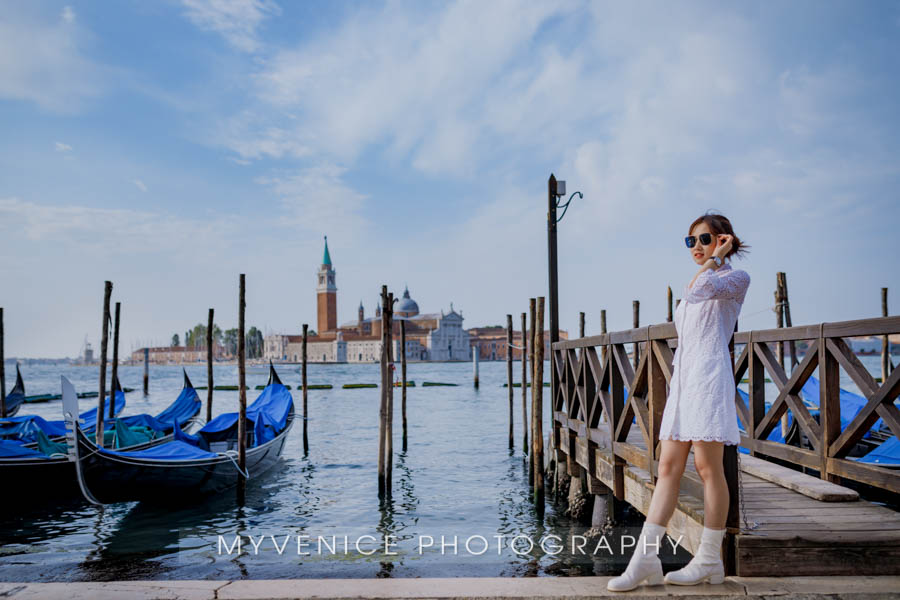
[685, 268, 750, 304]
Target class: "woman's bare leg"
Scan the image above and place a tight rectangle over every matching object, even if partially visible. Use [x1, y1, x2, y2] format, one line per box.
[692, 441, 728, 528]
[646, 440, 692, 526]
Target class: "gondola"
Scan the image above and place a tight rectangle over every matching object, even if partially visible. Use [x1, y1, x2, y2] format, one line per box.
[67, 363, 294, 505]
[0, 372, 201, 507]
[0, 374, 128, 444]
[1, 364, 25, 417]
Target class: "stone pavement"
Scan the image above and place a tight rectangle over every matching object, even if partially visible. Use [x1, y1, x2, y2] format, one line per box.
[0, 576, 897, 599]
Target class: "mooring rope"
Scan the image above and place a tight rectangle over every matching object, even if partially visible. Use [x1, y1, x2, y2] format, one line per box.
[224, 450, 251, 479]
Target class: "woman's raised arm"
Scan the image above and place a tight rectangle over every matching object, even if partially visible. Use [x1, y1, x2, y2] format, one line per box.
[685, 268, 750, 304]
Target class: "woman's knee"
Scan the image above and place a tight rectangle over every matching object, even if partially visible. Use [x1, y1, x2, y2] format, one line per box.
[694, 456, 725, 483]
[658, 455, 686, 479]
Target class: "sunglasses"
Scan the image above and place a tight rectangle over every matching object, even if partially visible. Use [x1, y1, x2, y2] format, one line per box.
[684, 233, 714, 248]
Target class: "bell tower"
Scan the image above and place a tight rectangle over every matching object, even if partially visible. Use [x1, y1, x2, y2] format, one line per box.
[317, 235, 337, 334]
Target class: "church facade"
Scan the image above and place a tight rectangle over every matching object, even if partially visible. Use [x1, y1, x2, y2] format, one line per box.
[264, 237, 471, 363]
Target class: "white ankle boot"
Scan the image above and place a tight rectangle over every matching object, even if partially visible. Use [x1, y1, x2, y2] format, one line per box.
[607, 521, 666, 592]
[664, 526, 726, 585]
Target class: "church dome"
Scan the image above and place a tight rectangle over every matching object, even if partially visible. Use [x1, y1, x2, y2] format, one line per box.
[397, 285, 419, 316]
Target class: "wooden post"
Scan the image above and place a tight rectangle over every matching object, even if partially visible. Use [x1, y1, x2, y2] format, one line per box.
[473, 343, 479, 388]
[667, 286, 673, 322]
[507, 314, 514, 450]
[521, 311, 528, 454]
[401, 318, 408, 451]
[775, 275, 789, 439]
[600, 309, 607, 362]
[237, 274, 247, 499]
[142, 347, 149, 395]
[378, 285, 388, 498]
[96, 281, 112, 447]
[723, 321, 740, 575]
[0, 307, 5, 418]
[648, 332, 665, 487]
[579, 312, 585, 337]
[528, 298, 536, 480]
[302, 323, 308, 453]
[206, 308, 214, 423]
[533, 296, 546, 511]
[109, 301, 120, 420]
[779, 272, 798, 367]
[632, 300, 640, 370]
[600, 309, 608, 424]
[386, 291, 394, 497]
[400, 319, 407, 452]
[819, 321, 840, 484]
[883, 288, 892, 382]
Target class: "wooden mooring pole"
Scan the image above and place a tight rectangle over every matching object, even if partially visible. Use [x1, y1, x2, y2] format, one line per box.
[775, 274, 789, 439]
[884, 288, 894, 382]
[96, 281, 112, 447]
[386, 291, 394, 497]
[506, 314, 513, 450]
[667, 286, 673, 322]
[521, 311, 528, 454]
[401, 318, 408, 451]
[378, 285, 388, 498]
[473, 343, 479, 388]
[302, 323, 308, 453]
[109, 301, 120, 420]
[142, 347, 149, 395]
[723, 321, 740, 574]
[528, 298, 536, 482]
[237, 274, 247, 501]
[632, 300, 640, 370]
[600, 309, 607, 363]
[533, 296, 545, 511]
[779, 272, 798, 368]
[206, 308, 214, 423]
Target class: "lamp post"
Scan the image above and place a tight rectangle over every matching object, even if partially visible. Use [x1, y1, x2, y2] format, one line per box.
[547, 174, 583, 390]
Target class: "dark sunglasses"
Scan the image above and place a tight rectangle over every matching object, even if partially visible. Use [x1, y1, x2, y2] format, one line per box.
[684, 233, 714, 248]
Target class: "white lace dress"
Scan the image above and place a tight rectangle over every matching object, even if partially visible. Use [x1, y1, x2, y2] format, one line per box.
[658, 263, 751, 445]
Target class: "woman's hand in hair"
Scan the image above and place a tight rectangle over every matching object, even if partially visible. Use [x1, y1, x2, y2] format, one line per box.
[713, 234, 733, 259]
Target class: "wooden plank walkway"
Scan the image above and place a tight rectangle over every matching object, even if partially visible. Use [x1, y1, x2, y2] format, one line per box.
[558, 424, 900, 576]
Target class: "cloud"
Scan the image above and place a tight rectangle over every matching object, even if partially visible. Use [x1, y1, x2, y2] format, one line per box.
[61, 6, 75, 24]
[133, 179, 148, 193]
[181, 0, 281, 53]
[255, 164, 369, 239]
[54, 141, 72, 152]
[0, 8, 104, 112]
[227, 1, 573, 173]
[0, 197, 237, 258]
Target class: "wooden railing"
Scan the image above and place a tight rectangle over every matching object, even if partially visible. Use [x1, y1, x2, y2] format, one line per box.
[550, 315, 900, 504]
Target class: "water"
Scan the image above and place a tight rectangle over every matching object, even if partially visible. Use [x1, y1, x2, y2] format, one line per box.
[0, 360, 652, 581]
[2, 352, 892, 581]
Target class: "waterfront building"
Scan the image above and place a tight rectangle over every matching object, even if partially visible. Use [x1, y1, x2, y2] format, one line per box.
[468, 326, 568, 361]
[264, 237, 471, 363]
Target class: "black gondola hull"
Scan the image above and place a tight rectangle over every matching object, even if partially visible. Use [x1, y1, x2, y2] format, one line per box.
[76, 411, 294, 504]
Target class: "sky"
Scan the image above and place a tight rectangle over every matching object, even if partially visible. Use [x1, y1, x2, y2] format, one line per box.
[1, 0, 899, 358]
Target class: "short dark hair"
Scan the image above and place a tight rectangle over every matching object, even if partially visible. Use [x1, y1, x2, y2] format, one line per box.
[688, 211, 750, 260]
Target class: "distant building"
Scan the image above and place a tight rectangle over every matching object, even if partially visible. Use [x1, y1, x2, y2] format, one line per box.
[468, 326, 568, 361]
[131, 344, 226, 365]
[264, 237, 471, 363]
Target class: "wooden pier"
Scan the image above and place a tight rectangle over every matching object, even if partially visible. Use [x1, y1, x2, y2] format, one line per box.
[551, 315, 900, 576]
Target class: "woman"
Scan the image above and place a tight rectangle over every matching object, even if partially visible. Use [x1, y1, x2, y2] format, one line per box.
[608, 212, 751, 592]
